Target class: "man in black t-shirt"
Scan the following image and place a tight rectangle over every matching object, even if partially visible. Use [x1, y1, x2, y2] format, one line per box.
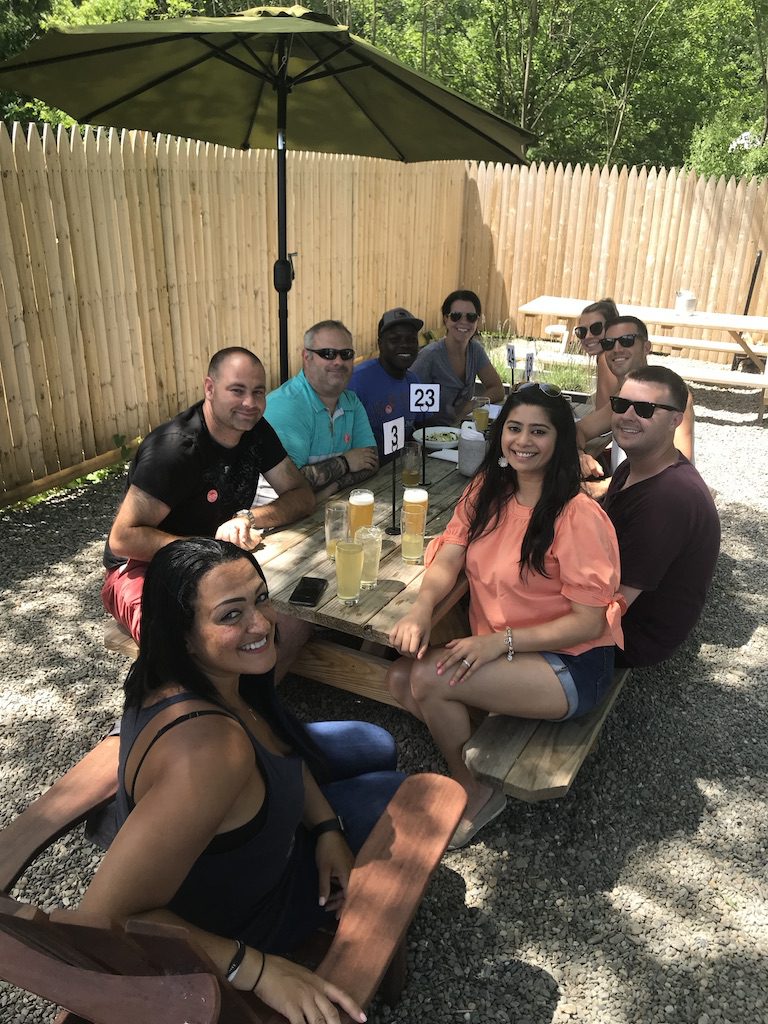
[602, 366, 720, 667]
[102, 347, 314, 644]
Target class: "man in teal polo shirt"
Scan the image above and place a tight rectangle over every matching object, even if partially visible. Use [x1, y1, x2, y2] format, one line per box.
[265, 320, 379, 501]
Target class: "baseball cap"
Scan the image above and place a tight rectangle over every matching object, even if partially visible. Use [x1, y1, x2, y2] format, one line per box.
[378, 307, 424, 335]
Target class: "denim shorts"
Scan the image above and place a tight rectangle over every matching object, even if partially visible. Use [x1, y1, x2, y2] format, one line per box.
[541, 645, 615, 720]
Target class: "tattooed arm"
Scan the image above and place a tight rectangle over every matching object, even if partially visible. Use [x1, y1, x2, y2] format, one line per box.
[301, 446, 379, 498]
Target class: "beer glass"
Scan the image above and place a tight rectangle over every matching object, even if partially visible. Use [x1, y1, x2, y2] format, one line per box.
[335, 541, 364, 604]
[472, 396, 490, 433]
[402, 487, 429, 516]
[355, 526, 383, 589]
[348, 489, 374, 538]
[401, 506, 427, 564]
[401, 441, 421, 486]
[324, 501, 348, 560]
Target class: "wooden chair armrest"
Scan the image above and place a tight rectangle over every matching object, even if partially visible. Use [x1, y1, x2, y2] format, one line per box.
[315, 773, 466, 1007]
[0, 737, 119, 893]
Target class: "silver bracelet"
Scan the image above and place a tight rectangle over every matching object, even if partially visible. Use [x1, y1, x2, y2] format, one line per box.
[505, 627, 515, 662]
[226, 939, 246, 981]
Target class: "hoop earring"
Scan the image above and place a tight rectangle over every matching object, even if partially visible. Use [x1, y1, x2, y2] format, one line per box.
[498, 457, 509, 468]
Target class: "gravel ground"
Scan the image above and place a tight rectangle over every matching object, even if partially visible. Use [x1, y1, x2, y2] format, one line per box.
[1, 381, 766, 1024]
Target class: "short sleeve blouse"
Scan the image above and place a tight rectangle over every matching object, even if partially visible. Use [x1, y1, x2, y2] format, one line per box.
[426, 484, 624, 655]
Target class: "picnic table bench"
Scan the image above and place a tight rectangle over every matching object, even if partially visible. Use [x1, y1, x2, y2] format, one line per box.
[0, 741, 465, 1024]
[463, 668, 632, 801]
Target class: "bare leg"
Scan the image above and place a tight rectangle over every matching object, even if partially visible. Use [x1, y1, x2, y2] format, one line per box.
[410, 648, 567, 823]
[385, 657, 426, 722]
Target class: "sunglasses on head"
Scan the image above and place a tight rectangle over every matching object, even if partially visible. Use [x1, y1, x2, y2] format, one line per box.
[610, 396, 683, 418]
[574, 321, 604, 340]
[600, 333, 639, 351]
[447, 311, 479, 323]
[305, 347, 355, 361]
[515, 381, 562, 397]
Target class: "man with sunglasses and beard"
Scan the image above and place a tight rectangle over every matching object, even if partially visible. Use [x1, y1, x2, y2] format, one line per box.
[602, 366, 719, 667]
[576, 315, 696, 495]
[264, 320, 378, 501]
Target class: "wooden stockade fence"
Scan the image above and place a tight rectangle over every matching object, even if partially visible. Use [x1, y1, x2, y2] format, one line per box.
[1, 121, 766, 502]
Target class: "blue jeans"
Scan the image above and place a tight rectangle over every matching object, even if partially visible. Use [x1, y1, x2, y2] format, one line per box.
[267, 721, 405, 953]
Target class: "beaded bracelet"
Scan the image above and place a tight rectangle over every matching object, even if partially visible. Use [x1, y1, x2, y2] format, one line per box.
[505, 627, 515, 662]
[226, 939, 246, 982]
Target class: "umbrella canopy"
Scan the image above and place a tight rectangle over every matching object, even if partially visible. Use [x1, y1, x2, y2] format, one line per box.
[0, 5, 535, 379]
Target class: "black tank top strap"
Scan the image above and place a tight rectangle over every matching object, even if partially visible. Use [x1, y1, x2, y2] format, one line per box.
[128, 708, 235, 803]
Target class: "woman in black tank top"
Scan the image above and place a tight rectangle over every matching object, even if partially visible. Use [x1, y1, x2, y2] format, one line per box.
[78, 538, 403, 1024]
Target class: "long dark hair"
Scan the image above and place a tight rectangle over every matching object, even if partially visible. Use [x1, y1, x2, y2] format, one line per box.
[466, 386, 581, 577]
[124, 538, 326, 775]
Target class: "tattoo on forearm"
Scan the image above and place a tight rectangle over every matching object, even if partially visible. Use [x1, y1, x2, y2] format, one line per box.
[301, 456, 348, 491]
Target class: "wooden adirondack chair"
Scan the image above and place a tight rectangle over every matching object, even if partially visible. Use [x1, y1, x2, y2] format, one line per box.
[0, 742, 465, 1024]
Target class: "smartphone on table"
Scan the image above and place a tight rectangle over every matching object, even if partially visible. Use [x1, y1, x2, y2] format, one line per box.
[288, 576, 328, 607]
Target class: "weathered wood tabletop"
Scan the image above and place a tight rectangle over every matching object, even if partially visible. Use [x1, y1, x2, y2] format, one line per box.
[256, 456, 471, 705]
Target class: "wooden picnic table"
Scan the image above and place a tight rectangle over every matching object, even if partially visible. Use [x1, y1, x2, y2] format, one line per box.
[518, 294, 768, 367]
[255, 456, 471, 706]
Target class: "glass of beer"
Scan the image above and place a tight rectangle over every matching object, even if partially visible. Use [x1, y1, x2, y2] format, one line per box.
[401, 441, 421, 486]
[335, 541, 364, 604]
[355, 526, 383, 589]
[324, 501, 348, 560]
[402, 487, 429, 516]
[348, 489, 374, 538]
[472, 396, 490, 433]
[401, 506, 427, 564]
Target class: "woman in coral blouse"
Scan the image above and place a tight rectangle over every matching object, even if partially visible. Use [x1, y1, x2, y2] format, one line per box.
[388, 383, 624, 849]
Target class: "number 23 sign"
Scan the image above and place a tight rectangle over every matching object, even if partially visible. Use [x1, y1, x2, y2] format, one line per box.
[409, 383, 440, 414]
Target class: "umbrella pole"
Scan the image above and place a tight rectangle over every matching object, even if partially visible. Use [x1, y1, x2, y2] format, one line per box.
[274, 44, 293, 384]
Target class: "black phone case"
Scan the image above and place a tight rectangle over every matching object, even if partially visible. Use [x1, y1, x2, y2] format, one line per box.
[288, 577, 328, 606]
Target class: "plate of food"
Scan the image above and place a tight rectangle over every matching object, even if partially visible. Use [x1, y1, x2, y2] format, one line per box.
[413, 426, 460, 450]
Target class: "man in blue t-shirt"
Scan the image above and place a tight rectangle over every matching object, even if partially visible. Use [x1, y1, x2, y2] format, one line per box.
[349, 307, 422, 462]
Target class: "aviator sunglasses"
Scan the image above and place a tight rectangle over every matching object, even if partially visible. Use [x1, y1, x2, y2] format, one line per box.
[305, 347, 355, 361]
[610, 396, 683, 418]
[447, 311, 479, 323]
[574, 320, 604, 340]
[600, 333, 639, 351]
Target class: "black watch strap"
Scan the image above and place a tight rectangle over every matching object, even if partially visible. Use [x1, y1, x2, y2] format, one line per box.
[311, 816, 344, 838]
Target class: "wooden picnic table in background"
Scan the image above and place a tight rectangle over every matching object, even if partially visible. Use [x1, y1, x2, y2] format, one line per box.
[255, 457, 471, 706]
[518, 294, 768, 367]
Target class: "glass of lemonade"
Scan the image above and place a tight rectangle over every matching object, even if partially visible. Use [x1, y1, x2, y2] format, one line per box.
[348, 489, 374, 538]
[355, 526, 383, 589]
[472, 396, 490, 433]
[401, 506, 427, 564]
[402, 487, 429, 516]
[401, 441, 421, 486]
[324, 501, 348, 560]
[335, 541, 364, 604]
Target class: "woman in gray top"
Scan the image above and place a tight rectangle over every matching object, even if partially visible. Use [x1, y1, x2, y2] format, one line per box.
[413, 290, 505, 425]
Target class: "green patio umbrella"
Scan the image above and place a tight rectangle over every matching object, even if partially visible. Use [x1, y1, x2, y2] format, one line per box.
[0, 5, 534, 381]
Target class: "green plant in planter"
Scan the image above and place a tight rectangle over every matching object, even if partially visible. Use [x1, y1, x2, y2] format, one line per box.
[487, 343, 594, 395]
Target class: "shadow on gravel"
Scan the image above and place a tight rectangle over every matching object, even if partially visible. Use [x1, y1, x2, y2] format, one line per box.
[689, 382, 765, 425]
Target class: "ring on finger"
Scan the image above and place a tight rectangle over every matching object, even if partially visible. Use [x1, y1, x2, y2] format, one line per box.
[461, 658, 472, 669]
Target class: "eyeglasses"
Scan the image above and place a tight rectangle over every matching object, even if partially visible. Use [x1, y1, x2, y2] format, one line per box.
[305, 347, 355, 361]
[574, 321, 604, 340]
[610, 396, 683, 418]
[447, 311, 479, 323]
[600, 333, 640, 351]
[515, 381, 562, 397]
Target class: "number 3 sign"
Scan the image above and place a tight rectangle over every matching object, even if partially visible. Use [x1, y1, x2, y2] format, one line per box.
[382, 416, 406, 456]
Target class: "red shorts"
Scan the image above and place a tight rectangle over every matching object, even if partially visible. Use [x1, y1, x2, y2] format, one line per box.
[101, 562, 148, 643]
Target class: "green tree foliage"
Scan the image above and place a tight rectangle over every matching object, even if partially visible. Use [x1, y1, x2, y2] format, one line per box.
[1, 0, 766, 176]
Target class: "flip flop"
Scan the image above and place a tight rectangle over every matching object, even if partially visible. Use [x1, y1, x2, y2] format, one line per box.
[447, 790, 507, 851]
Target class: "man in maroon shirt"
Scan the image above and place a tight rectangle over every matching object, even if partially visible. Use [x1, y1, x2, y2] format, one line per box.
[602, 366, 720, 667]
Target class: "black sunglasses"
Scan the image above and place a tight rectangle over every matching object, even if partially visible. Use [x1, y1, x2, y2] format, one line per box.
[574, 321, 604, 340]
[515, 381, 562, 397]
[448, 311, 479, 323]
[610, 396, 683, 418]
[305, 347, 355, 361]
[600, 333, 639, 351]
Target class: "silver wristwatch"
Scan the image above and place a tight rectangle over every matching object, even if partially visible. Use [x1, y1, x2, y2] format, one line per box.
[235, 508, 257, 529]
